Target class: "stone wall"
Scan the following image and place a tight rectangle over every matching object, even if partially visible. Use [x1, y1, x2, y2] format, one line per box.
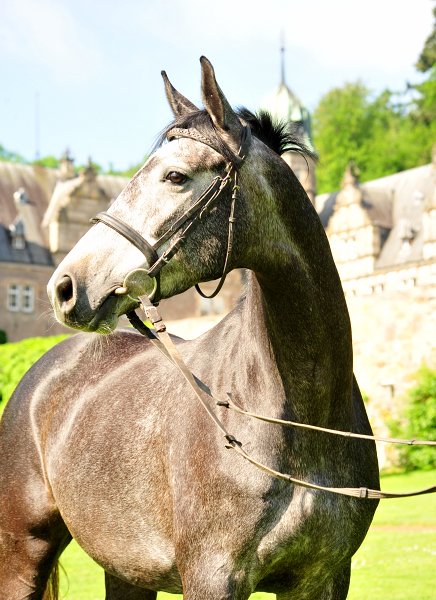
[347, 287, 436, 467]
[0, 262, 68, 342]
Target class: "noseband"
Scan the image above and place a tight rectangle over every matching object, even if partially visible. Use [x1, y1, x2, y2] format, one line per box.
[90, 124, 252, 304]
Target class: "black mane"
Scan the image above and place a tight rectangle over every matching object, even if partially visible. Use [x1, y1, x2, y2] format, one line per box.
[154, 107, 317, 170]
[237, 108, 317, 162]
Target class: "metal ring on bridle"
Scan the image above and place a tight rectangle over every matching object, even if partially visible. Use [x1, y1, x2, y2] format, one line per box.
[123, 269, 158, 302]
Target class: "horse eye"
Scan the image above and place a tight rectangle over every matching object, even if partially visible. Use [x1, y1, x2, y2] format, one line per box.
[166, 171, 187, 184]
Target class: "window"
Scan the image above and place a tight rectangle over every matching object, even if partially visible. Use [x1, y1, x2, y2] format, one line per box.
[212, 296, 225, 315]
[22, 285, 34, 312]
[7, 284, 35, 313]
[348, 237, 357, 260]
[199, 296, 226, 316]
[199, 297, 212, 316]
[7, 285, 20, 311]
[340, 239, 348, 262]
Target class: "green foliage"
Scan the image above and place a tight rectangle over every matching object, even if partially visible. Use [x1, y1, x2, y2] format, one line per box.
[0, 143, 142, 178]
[0, 335, 69, 410]
[390, 365, 436, 471]
[312, 82, 415, 193]
[33, 155, 60, 169]
[108, 156, 148, 178]
[312, 71, 436, 193]
[361, 391, 369, 404]
[0, 143, 26, 163]
[75, 160, 104, 174]
[416, 4, 436, 72]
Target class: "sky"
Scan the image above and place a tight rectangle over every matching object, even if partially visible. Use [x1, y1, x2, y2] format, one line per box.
[0, 0, 434, 172]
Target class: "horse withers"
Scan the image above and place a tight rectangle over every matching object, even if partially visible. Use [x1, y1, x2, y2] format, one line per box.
[0, 57, 379, 600]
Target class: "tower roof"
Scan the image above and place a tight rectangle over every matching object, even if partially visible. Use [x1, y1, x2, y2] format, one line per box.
[260, 45, 312, 143]
[260, 82, 312, 139]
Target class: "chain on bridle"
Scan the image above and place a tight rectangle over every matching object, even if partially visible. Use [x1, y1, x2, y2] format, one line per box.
[90, 124, 436, 500]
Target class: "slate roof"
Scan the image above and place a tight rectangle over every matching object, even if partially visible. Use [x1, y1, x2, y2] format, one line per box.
[363, 164, 434, 269]
[0, 223, 53, 265]
[316, 162, 436, 270]
[0, 162, 59, 229]
[0, 162, 130, 265]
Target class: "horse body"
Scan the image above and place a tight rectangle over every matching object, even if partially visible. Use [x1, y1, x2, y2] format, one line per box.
[0, 57, 379, 600]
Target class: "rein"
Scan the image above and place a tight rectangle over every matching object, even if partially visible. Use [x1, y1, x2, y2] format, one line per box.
[91, 124, 436, 500]
[129, 298, 436, 500]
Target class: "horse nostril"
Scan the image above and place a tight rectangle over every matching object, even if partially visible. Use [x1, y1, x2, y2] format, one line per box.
[55, 275, 75, 311]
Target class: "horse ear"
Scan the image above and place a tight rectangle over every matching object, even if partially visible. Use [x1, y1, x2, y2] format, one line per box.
[200, 56, 242, 136]
[161, 71, 198, 117]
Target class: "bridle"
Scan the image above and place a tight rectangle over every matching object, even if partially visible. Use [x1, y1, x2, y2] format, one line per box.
[90, 124, 252, 304]
[90, 124, 436, 500]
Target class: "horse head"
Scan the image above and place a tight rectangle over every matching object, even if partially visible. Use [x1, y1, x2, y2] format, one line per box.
[48, 57, 312, 333]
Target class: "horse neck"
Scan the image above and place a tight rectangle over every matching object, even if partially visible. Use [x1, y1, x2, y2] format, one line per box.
[241, 172, 353, 427]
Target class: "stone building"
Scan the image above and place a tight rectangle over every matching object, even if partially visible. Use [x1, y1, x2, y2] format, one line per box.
[318, 155, 436, 297]
[317, 153, 436, 466]
[0, 155, 129, 342]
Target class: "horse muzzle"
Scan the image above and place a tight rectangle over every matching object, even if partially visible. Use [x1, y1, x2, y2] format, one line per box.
[48, 270, 137, 333]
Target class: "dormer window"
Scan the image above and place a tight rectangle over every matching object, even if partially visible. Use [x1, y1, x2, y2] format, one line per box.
[9, 219, 26, 250]
[12, 235, 25, 249]
[339, 236, 357, 261]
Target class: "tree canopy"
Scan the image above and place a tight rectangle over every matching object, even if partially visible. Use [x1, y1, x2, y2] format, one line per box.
[416, 4, 436, 73]
[312, 71, 436, 194]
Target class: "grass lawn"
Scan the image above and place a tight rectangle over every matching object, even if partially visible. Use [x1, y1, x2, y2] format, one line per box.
[57, 470, 436, 600]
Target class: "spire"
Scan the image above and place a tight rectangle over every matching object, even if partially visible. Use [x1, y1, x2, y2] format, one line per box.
[60, 148, 76, 180]
[280, 31, 285, 85]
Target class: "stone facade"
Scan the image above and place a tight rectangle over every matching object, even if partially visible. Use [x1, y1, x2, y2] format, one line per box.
[0, 157, 129, 342]
[42, 160, 113, 266]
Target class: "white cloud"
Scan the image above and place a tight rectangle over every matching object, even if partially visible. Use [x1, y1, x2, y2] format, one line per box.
[0, 0, 103, 84]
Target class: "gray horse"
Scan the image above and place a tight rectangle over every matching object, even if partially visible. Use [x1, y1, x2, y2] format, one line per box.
[0, 57, 379, 600]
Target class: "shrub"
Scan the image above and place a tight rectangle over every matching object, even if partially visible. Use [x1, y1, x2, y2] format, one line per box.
[0, 335, 69, 409]
[0, 330, 6, 345]
[391, 365, 436, 470]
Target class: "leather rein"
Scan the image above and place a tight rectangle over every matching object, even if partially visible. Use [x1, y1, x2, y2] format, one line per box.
[90, 124, 436, 500]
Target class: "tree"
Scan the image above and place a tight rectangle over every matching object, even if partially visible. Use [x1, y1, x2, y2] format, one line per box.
[32, 156, 60, 169]
[0, 143, 26, 164]
[312, 82, 410, 193]
[389, 365, 436, 471]
[416, 4, 436, 72]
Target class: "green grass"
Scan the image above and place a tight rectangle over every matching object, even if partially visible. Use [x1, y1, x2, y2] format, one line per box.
[57, 470, 436, 600]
